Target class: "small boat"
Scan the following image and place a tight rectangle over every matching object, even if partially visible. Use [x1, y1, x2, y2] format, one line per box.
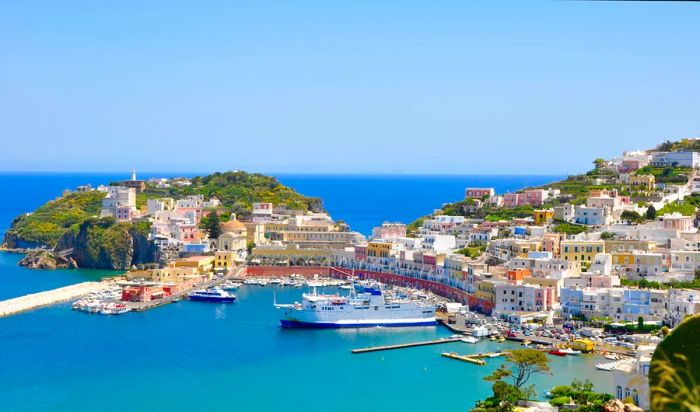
[489, 336, 496, 341]
[548, 349, 567, 356]
[596, 363, 614, 371]
[521, 340, 532, 346]
[461, 336, 480, 344]
[498, 337, 505, 342]
[189, 287, 237, 303]
[560, 348, 582, 356]
[605, 353, 620, 361]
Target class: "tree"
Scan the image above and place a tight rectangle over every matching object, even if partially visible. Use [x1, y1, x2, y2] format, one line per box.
[204, 211, 223, 239]
[621, 210, 643, 223]
[600, 231, 614, 240]
[646, 205, 657, 220]
[485, 349, 550, 390]
[638, 316, 645, 330]
[593, 158, 607, 169]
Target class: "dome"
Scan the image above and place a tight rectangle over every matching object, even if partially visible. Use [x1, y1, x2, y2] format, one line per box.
[222, 219, 246, 233]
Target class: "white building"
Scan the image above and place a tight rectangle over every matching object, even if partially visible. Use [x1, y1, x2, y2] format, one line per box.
[100, 186, 136, 221]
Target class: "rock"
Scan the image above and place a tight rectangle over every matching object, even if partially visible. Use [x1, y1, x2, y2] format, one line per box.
[624, 404, 644, 412]
[603, 399, 626, 412]
[18, 250, 74, 270]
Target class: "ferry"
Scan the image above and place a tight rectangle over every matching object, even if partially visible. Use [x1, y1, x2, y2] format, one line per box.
[274, 285, 436, 328]
[189, 287, 237, 303]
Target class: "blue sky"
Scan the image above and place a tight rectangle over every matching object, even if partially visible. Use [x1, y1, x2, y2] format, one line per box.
[1, 1, 698, 174]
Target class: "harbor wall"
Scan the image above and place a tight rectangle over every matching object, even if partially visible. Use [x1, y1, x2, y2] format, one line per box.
[244, 266, 331, 277]
[0, 282, 108, 317]
[246, 265, 494, 314]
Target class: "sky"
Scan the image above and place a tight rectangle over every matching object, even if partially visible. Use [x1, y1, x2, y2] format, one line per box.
[1, 1, 699, 175]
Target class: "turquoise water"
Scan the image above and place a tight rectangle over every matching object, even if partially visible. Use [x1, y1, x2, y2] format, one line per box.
[0, 283, 613, 412]
[0, 252, 123, 300]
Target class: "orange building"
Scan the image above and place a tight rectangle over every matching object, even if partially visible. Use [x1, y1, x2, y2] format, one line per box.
[506, 268, 531, 284]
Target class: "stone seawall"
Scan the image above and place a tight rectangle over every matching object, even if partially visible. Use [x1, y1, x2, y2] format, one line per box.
[0, 282, 109, 317]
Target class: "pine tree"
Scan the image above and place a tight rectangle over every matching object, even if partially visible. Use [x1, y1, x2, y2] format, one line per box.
[205, 211, 223, 239]
[646, 205, 657, 220]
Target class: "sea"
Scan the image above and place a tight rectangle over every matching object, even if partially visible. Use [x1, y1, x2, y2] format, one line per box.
[0, 173, 614, 412]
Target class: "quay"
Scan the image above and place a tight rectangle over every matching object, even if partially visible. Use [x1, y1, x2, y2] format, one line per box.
[0, 282, 109, 317]
[351, 337, 461, 354]
[441, 352, 486, 365]
[125, 265, 246, 312]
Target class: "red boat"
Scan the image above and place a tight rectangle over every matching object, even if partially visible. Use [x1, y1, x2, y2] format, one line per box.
[548, 349, 567, 356]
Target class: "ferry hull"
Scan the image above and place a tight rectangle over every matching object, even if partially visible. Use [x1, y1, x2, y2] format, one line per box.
[189, 295, 237, 303]
[280, 318, 437, 329]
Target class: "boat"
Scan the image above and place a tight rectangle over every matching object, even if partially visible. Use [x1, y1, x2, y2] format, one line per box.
[188, 287, 237, 303]
[497, 336, 506, 342]
[221, 281, 241, 291]
[605, 353, 620, 361]
[560, 348, 582, 355]
[461, 336, 480, 344]
[548, 349, 567, 356]
[521, 340, 532, 347]
[595, 363, 615, 371]
[274, 284, 436, 328]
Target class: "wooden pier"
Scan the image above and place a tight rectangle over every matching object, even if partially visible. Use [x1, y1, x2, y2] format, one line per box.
[441, 352, 486, 365]
[351, 337, 461, 354]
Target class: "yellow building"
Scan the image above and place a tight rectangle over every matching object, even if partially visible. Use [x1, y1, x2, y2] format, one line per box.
[629, 174, 655, 191]
[214, 251, 236, 270]
[367, 242, 393, 258]
[126, 266, 203, 284]
[534, 209, 554, 225]
[560, 240, 605, 264]
[174, 256, 215, 274]
[475, 279, 501, 305]
[611, 252, 635, 266]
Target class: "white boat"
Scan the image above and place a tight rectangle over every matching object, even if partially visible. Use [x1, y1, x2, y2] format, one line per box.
[274, 284, 436, 328]
[221, 281, 241, 291]
[595, 363, 614, 371]
[560, 348, 582, 355]
[461, 336, 480, 344]
[605, 353, 620, 361]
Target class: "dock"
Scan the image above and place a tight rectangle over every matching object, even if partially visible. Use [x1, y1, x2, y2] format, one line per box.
[441, 352, 486, 365]
[351, 337, 461, 354]
[0, 282, 109, 317]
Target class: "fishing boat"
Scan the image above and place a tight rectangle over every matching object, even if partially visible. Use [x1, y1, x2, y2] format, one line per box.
[461, 336, 480, 344]
[274, 284, 436, 328]
[188, 287, 237, 303]
[548, 349, 567, 357]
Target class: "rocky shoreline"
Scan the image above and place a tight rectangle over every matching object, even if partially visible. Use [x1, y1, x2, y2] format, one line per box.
[18, 250, 78, 270]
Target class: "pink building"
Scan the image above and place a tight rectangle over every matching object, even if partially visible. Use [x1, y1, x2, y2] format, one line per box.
[465, 187, 495, 199]
[176, 224, 198, 242]
[503, 189, 548, 207]
[371, 222, 407, 239]
[503, 193, 522, 207]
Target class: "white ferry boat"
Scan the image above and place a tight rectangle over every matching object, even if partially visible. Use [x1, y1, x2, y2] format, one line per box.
[274, 285, 436, 328]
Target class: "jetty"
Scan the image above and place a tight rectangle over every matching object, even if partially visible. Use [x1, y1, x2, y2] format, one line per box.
[0, 282, 109, 317]
[441, 352, 486, 365]
[351, 337, 461, 354]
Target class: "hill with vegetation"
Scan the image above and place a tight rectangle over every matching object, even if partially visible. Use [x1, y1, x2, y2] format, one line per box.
[132, 171, 323, 217]
[3, 171, 322, 270]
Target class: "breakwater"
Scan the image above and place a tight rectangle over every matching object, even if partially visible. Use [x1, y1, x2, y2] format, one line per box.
[0, 282, 109, 317]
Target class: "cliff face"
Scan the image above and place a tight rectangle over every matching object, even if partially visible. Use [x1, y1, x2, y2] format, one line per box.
[55, 218, 155, 270]
[18, 250, 77, 270]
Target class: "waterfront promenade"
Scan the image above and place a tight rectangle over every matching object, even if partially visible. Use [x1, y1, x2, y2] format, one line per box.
[0, 282, 109, 317]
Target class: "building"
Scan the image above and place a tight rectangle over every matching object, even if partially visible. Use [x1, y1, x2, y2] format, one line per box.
[214, 251, 236, 271]
[553, 204, 575, 222]
[650, 151, 700, 168]
[660, 212, 695, 232]
[628, 174, 656, 191]
[252, 202, 274, 221]
[371, 222, 407, 239]
[465, 188, 495, 199]
[560, 240, 605, 265]
[120, 169, 146, 192]
[612, 345, 655, 411]
[574, 206, 612, 226]
[533, 209, 554, 225]
[100, 186, 137, 220]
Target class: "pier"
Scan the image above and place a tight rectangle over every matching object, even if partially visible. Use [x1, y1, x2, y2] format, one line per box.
[441, 352, 486, 365]
[351, 337, 461, 353]
[0, 282, 109, 317]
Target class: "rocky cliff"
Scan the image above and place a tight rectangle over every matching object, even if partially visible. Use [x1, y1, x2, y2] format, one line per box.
[55, 218, 156, 270]
[18, 250, 77, 270]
